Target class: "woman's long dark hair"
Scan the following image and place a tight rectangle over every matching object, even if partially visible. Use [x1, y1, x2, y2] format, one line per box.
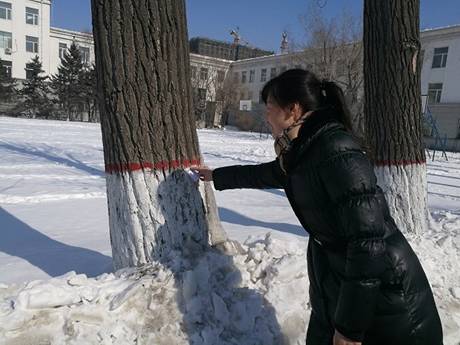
[261, 69, 353, 132]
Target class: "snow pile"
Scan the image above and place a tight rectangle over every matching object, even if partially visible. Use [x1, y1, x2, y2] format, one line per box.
[410, 210, 460, 345]
[0, 234, 309, 345]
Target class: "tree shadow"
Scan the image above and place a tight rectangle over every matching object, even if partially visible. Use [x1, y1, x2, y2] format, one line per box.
[219, 207, 306, 237]
[0, 141, 104, 177]
[0, 207, 112, 279]
[153, 171, 285, 344]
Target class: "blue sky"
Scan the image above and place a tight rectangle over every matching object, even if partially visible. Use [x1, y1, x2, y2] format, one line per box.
[51, 0, 460, 52]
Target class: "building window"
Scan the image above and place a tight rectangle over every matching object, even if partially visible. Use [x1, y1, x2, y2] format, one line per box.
[240, 91, 245, 100]
[249, 69, 255, 83]
[260, 68, 267, 82]
[270, 67, 277, 79]
[200, 67, 208, 81]
[191, 66, 197, 79]
[217, 70, 225, 83]
[0, 1, 11, 20]
[233, 72, 239, 83]
[427, 83, 443, 104]
[26, 36, 39, 53]
[198, 88, 207, 101]
[25, 7, 39, 25]
[248, 91, 253, 100]
[0, 30, 12, 50]
[432, 47, 448, 68]
[25, 62, 34, 79]
[59, 43, 67, 60]
[241, 71, 247, 83]
[79, 46, 90, 64]
[1, 60, 12, 78]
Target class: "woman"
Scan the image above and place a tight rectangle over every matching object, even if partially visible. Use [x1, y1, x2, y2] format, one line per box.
[194, 69, 443, 345]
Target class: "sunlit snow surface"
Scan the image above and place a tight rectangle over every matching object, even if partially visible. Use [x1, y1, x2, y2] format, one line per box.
[0, 117, 458, 344]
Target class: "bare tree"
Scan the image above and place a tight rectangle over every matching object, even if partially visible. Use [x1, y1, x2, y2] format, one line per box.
[297, 4, 365, 137]
[364, 0, 427, 233]
[91, 0, 227, 269]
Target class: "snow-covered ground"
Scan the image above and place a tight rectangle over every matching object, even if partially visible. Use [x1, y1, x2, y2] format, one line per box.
[0, 116, 458, 344]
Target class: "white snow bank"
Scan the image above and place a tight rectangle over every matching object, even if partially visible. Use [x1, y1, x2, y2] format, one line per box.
[0, 235, 309, 345]
[1, 213, 459, 345]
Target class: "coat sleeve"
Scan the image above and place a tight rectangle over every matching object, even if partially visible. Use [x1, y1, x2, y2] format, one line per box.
[212, 159, 287, 190]
[318, 150, 386, 342]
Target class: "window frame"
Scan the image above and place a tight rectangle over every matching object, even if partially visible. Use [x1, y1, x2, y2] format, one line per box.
[260, 68, 267, 82]
[25, 62, 34, 80]
[25, 7, 39, 25]
[1, 59, 12, 78]
[59, 42, 67, 60]
[0, 30, 12, 50]
[26, 35, 39, 53]
[249, 69, 255, 83]
[431, 47, 448, 69]
[0, 1, 12, 21]
[427, 83, 443, 104]
[79, 46, 90, 65]
[241, 71, 247, 83]
[199, 67, 208, 81]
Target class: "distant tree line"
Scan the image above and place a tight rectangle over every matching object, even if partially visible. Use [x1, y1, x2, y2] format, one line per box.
[0, 43, 99, 122]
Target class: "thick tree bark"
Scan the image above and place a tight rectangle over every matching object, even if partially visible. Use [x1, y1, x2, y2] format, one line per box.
[91, 0, 226, 269]
[364, 0, 427, 233]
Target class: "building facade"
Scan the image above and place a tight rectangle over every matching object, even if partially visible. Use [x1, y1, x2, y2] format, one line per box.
[420, 25, 460, 150]
[1, 0, 459, 149]
[0, 0, 94, 81]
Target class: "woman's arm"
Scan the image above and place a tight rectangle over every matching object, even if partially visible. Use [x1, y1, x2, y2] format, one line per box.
[193, 159, 287, 191]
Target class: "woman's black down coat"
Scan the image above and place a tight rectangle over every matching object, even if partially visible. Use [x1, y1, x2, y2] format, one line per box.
[212, 108, 443, 345]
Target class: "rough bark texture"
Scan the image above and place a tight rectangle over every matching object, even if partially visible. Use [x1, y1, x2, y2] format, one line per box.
[91, 0, 226, 268]
[91, 1, 198, 167]
[364, 0, 428, 233]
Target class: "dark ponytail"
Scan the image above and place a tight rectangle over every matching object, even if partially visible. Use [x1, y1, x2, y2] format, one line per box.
[321, 80, 353, 132]
[262, 69, 354, 134]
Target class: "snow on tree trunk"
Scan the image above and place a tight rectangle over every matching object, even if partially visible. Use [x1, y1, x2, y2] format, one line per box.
[91, 0, 226, 269]
[106, 170, 215, 269]
[364, 0, 427, 233]
[374, 164, 428, 233]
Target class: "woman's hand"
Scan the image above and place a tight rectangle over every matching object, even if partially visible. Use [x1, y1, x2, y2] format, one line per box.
[333, 330, 361, 345]
[191, 166, 213, 182]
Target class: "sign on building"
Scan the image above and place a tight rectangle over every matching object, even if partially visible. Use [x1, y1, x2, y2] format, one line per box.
[239, 100, 252, 111]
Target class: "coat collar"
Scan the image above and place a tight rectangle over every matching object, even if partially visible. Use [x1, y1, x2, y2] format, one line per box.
[284, 107, 343, 171]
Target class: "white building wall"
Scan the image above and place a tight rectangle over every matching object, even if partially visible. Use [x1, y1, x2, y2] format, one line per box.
[229, 53, 304, 103]
[421, 25, 460, 103]
[0, 0, 51, 79]
[0, 0, 95, 80]
[49, 27, 94, 76]
[190, 53, 231, 102]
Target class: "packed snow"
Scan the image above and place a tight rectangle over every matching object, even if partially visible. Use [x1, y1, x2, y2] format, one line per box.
[0, 116, 459, 344]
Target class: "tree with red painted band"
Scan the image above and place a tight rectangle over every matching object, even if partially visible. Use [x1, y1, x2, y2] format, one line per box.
[91, 0, 227, 269]
[364, 0, 428, 233]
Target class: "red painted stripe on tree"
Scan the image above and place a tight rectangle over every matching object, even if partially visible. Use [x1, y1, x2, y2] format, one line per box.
[105, 158, 202, 173]
[374, 159, 426, 167]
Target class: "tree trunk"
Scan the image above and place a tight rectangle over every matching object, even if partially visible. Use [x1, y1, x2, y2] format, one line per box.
[91, 0, 226, 269]
[364, 0, 427, 233]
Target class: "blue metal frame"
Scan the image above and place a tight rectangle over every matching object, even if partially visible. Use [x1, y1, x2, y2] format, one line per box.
[422, 95, 448, 161]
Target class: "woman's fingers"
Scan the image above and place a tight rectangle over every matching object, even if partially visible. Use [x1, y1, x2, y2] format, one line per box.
[190, 166, 213, 182]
